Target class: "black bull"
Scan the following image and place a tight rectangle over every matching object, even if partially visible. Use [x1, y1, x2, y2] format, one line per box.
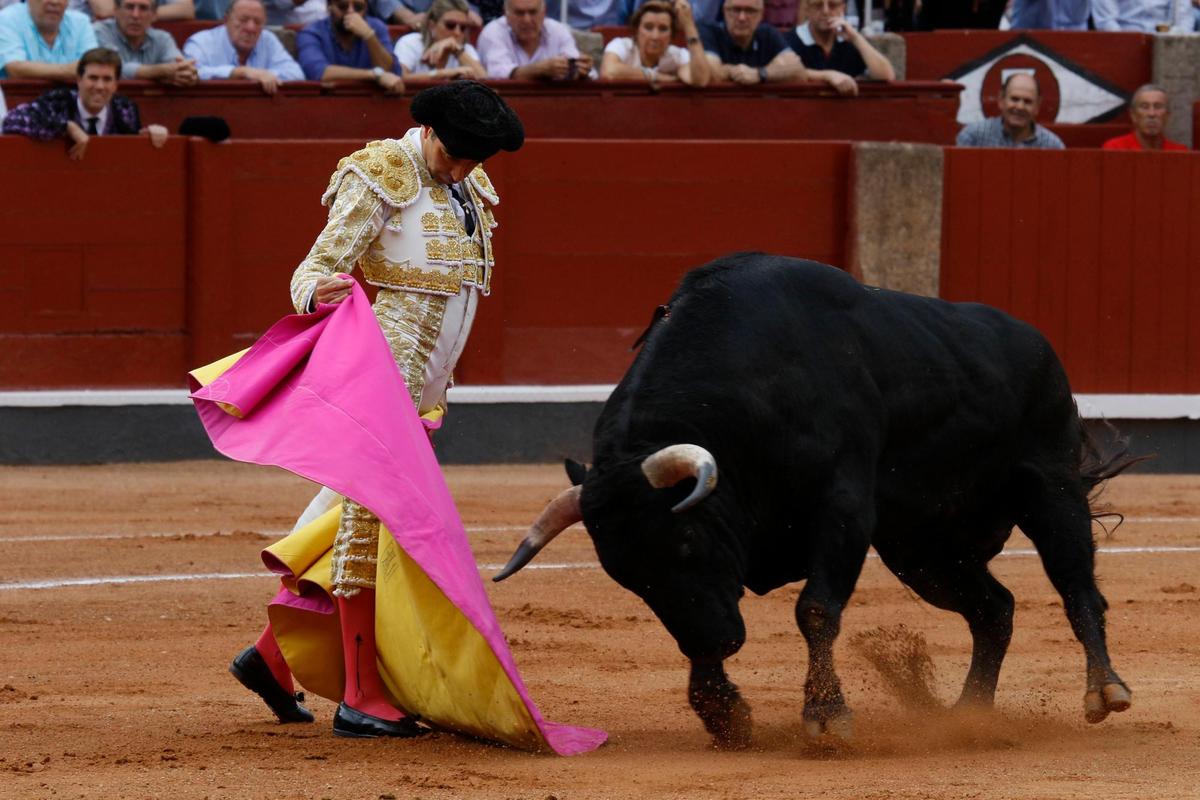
[495, 254, 1140, 748]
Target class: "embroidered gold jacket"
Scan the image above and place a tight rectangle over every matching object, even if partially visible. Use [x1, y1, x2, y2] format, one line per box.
[290, 131, 499, 412]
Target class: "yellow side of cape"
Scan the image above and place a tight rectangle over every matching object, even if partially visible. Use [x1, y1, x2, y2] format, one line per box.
[191, 349, 545, 751]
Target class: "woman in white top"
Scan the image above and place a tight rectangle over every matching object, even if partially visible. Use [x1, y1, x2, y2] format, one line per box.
[393, 0, 485, 79]
[600, 0, 711, 87]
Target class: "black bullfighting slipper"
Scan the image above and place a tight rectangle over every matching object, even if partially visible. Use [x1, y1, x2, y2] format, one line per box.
[333, 703, 429, 738]
[229, 645, 315, 724]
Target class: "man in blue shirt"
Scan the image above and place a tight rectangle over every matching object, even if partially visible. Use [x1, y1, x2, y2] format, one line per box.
[699, 0, 807, 84]
[0, 0, 98, 79]
[296, 0, 403, 91]
[183, 0, 304, 93]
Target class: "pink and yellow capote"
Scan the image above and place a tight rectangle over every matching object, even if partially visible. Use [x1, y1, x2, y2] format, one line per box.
[188, 283, 605, 755]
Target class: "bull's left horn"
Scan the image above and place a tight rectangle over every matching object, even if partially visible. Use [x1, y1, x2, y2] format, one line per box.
[641, 444, 718, 513]
[492, 485, 583, 582]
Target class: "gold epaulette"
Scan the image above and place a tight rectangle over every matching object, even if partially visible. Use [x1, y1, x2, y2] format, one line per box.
[321, 139, 421, 209]
[467, 165, 499, 207]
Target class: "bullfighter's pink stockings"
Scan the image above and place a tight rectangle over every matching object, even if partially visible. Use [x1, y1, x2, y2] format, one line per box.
[336, 589, 405, 721]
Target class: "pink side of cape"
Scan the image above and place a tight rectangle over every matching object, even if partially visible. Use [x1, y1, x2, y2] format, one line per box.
[189, 285, 605, 756]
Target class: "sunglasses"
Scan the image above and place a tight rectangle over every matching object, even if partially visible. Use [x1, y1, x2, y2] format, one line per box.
[333, 1, 368, 11]
[438, 18, 469, 30]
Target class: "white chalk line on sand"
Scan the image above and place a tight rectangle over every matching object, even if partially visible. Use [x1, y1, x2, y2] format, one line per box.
[1, 517, 1196, 545]
[2, 545, 1198, 592]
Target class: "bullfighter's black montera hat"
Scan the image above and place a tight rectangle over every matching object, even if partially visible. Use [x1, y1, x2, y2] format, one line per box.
[410, 80, 524, 162]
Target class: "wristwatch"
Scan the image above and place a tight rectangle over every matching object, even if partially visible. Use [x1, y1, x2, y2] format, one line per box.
[757, 66, 768, 83]
[686, 35, 700, 45]
[372, 66, 385, 82]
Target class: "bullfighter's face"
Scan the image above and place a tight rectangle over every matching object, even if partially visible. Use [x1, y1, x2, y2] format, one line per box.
[583, 470, 747, 662]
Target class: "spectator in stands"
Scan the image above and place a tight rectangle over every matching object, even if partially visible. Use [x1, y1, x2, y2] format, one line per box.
[616, 0, 723, 25]
[195, 0, 233, 18]
[297, 0, 404, 89]
[786, 0, 893, 85]
[67, 0, 195, 21]
[1, 47, 167, 159]
[477, 0, 591, 80]
[917, 0, 1004, 28]
[394, 0, 484, 79]
[600, 0, 710, 86]
[544, 0, 622, 28]
[94, 0, 199, 84]
[1093, 0, 1192, 31]
[700, 0, 841, 89]
[0, 0, 98, 79]
[184, 0, 304, 94]
[1008, 0, 1090, 29]
[956, 73, 1064, 149]
[1103, 84, 1188, 151]
[263, 0, 328, 25]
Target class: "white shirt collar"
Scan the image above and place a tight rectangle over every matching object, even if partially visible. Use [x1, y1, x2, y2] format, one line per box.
[794, 21, 845, 46]
[76, 94, 110, 134]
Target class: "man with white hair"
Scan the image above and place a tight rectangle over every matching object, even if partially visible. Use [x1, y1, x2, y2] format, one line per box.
[476, 0, 591, 80]
[183, 0, 303, 93]
[0, 0, 98, 79]
[1102, 84, 1188, 151]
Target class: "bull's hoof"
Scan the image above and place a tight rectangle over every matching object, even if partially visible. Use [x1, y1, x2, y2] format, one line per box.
[709, 699, 753, 750]
[1084, 683, 1132, 724]
[803, 709, 854, 740]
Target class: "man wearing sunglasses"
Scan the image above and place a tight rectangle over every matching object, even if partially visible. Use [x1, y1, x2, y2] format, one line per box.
[230, 82, 525, 738]
[296, 0, 403, 90]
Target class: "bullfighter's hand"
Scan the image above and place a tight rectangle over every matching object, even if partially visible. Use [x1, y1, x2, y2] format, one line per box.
[314, 274, 356, 305]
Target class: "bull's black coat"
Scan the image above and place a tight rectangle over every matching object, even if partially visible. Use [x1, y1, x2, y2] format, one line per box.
[514, 254, 1137, 746]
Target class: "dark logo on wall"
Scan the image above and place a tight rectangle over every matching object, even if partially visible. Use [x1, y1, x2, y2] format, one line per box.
[945, 35, 1128, 124]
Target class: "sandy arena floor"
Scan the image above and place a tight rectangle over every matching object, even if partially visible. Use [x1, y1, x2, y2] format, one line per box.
[1, 462, 1197, 799]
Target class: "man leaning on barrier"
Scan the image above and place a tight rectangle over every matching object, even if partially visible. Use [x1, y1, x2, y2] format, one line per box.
[183, 0, 303, 94]
[0, 0, 98, 80]
[93, 0, 199, 85]
[296, 0, 404, 92]
[2, 47, 168, 159]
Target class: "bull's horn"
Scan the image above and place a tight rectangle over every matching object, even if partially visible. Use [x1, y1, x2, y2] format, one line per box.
[492, 485, 583, 582]
[641, 444, 718, 513]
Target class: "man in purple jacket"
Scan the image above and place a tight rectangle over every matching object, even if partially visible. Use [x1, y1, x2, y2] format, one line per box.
[2, 47, 167, 160]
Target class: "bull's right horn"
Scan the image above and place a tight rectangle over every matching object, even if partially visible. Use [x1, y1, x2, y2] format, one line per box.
[641, 443, 718, 513]
[492, 485, 583, 582]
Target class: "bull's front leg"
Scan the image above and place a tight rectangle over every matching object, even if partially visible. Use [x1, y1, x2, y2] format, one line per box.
[796, 486, 873, 739]
[687, 659, 752, 750]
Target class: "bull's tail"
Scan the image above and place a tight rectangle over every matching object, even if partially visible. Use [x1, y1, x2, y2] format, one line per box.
[1079, 417, 1151, 526]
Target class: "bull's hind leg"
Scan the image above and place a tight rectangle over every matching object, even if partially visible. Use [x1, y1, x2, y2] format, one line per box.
[1016, 472, 1132, 723]
[875, 544, 1015, 707]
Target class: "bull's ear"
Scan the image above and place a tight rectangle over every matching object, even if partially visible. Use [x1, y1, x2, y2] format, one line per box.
[564, 458, 589, 486]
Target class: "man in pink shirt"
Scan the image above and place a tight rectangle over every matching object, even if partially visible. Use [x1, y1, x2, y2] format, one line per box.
[1102, 84, 1189, 151]
[476, 0, 592, 80]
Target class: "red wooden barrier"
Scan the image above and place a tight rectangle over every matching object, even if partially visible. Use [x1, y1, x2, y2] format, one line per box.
[0, 137, 189, 388]
[0, 80, 963, 143]
[941, 148, 1200, 393]
[0, 137, 850, 387]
